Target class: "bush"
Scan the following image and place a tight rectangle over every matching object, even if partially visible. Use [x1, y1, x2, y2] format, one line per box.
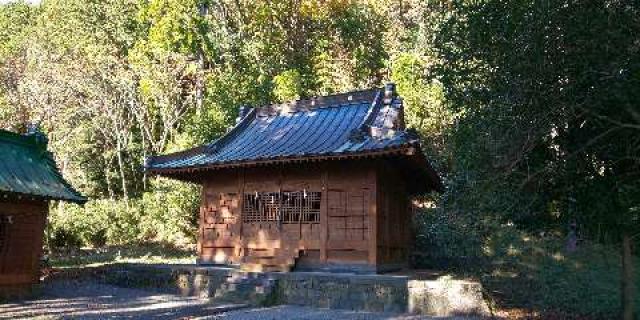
[49, 228, 83, 249]
[413, 206, 640, 318]
[413, 206, 491, 270]
[139, 178, 200, 245]
[48, 178, 200, 248]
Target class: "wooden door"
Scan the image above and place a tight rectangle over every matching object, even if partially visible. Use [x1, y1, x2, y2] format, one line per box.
[326, 187, 370, 251]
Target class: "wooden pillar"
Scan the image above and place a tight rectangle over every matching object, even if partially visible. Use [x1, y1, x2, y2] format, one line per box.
[197, 182, 206, 261]
[320, 165, 329, 262]
[31, 204, 47, 283]
[236, 168, 245, 259]
[367, 164, 377, 266]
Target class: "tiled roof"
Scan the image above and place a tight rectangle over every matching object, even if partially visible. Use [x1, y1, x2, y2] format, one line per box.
[0, 130, 87, 204]
[147, 86, 426, 173]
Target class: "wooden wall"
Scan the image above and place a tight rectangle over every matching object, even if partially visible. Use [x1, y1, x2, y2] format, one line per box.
[0, 199, 48, 288]
[375, 160, 412, 271]
[197, 159, 412, 273]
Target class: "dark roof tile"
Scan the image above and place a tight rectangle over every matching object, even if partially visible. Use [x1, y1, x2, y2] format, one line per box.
[147, 88, 421, 172]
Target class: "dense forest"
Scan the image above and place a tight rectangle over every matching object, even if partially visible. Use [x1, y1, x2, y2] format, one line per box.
[0, 0, 638, 318]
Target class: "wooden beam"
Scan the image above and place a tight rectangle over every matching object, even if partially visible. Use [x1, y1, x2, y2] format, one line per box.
[367, 164, 377, 266]
[320, 165, 328, 263]
[197, 184, 205, 260]
[237, 168, 245, 258]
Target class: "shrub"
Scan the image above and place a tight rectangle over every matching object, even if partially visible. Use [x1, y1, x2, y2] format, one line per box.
[413, 206, 640, 317]
[49, 228, 83, 249]
[48, 178, 200, 248]
[139, 178, 200, 245]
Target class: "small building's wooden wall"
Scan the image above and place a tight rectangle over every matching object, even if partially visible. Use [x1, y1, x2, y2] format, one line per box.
[197, 159, 412, 273]
[0, 199, 47, 290]
[375, 160, 412, 271]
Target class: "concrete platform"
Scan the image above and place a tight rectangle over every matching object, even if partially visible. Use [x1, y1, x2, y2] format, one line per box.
[52, 264, 489, 317]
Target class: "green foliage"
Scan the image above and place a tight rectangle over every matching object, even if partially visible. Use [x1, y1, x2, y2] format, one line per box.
[480, 232, 640, 317]
[391, 53, 452, 163]
[50, 200, 141, 247]
[48, 179, 200, 248]
[415, 207, 640, 317]
[1, 0, 638, 316]
[139, 178, 200, 245]
[0, 1, 38, 59]
[273, 69, 302, 102]
[409, 2, 640, 315]
[433, 0, 640, 237]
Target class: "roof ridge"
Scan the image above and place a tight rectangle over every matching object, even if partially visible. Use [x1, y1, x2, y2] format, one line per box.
[0, 129, 40, 149]
[254, 88, 380, 113]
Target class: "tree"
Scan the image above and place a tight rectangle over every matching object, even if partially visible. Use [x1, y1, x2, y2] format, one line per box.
[433, 0, 639, 317]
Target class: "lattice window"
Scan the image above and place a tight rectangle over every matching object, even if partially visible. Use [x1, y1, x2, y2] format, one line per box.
[243, 192, 280, 223]
[281, 191, 321, 223]
[243, 191, 321, 223]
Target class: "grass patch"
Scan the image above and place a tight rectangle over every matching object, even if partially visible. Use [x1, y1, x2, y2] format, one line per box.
[48, 243, 197, 268]
[415, 223, 640, 318]
[478, 234, 640, 318]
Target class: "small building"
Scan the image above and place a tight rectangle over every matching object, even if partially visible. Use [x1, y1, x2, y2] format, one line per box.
[146, 84, 441, 273]
[0, 129, 86, 295]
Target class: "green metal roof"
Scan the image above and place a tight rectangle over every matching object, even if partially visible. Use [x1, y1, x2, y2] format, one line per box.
[0, 129, 87, 204]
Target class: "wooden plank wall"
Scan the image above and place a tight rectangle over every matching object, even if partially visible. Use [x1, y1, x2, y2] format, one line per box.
[325, 162, 375, 266]
[199, 170, 241, 264]
[197, 161, 381, 270]
[0, 200, 47, 286]
[375, 160, 412, 270]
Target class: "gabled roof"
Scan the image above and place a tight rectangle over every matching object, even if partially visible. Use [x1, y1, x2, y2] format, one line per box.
[146, 85, 442, 192]
[0, 129, 87, 204]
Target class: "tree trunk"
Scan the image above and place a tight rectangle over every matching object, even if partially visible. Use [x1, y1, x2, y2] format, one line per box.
[622, 232, 635, 320]
[195, 3, 208, 117]
[115, 139, 129, 206]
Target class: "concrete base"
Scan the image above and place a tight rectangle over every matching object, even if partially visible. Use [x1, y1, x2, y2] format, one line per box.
[86, 264, 489, 317]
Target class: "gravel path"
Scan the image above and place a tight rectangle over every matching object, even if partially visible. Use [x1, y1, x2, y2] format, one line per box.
[0, 280, 472, 320]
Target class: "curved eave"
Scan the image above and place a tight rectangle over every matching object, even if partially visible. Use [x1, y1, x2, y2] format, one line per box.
[0, 189, 87, 204]
[147, 143, 443, 194]
[147, 144, 413, 174]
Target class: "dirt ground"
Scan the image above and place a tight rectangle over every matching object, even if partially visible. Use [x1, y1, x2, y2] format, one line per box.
[0, 279, 475, 320]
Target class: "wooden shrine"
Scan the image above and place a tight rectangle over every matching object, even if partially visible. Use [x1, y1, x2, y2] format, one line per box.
[0, 128, 86, 296]
[146, 84, 441, 273]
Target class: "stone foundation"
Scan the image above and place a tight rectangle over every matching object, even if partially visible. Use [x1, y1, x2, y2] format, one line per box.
[87, 264, 488, 317]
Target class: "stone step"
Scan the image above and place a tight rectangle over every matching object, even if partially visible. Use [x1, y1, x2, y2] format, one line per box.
[226, 275, 269, 285]
[244, 248, 278, 257]
[239, 247, 300, 273]
[241, 255, 295, 265]
[212, 271, 278, 306]
[240, 263, 292, 273]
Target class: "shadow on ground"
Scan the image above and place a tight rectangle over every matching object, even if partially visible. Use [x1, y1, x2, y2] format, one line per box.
[0, 280, 241, 320]
[0, 279, 472, 320]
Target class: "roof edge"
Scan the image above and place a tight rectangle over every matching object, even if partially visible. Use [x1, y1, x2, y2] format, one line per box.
[147, 144, 416, 174]
[0, 129, 88, 204]
[0, 189, 87, 204]
[148, 143, 444, 194]
[0, 129, 47, 149]
[256, 88, 379, 113]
